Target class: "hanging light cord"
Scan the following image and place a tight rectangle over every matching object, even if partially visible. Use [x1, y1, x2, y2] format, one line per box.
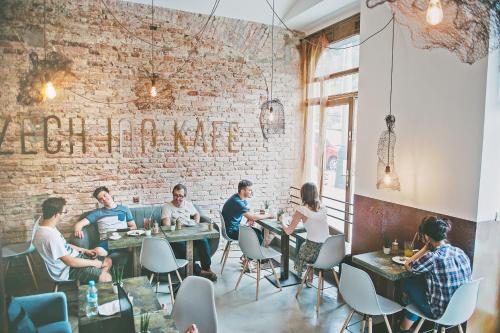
[270, 0, 275, 102]
[151, 0, 154, 79]
[387, 13, 395, 167]
[43, 0, 47, 61]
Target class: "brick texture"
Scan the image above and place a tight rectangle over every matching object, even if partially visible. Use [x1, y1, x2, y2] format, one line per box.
[0, 0, 304, 246]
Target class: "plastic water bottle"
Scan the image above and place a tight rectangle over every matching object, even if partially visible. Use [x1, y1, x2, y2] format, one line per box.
[86, 280, 98, 317]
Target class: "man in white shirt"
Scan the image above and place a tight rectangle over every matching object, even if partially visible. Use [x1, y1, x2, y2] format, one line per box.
[34, 197, 112, 284]
[161, 184, 216, 281]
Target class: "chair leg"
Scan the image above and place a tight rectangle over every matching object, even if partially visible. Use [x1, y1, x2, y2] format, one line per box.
[368, 316, 373, 333]
[256, 260, 261, 301]
[457, 324, 464, 333]
[221, 242, 231, 274]
[316, 270, 323, 313]
[156, 272, 160, 293]
[333, 268, 340, 287]
[340, 309, 355, 333]
[26, 253, 39, 290]
[54, 283, 58, 292]
[413, 318, 425, 333]
[268, 259, 281, 291]
[167, 273, 175, 305]
[4, 258, 11, 277]
[175, 270, 182, 283]
[383, 314, 392, 333]
[440, 327, 445, 333]
[220, 242, 230, 264]
[296, 266, 310, 298]
[234, 259, 248, 290]
[360, 315, 366, 333]
[149, 273, 155, 284]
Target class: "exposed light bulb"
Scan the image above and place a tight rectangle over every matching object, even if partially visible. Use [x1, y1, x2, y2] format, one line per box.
[150, 85, 157, 97]
[383, 165, 392, 186]
[268, 105, 274, 121]
[426, 0, 443, 26]
[44, 81, 57, 100]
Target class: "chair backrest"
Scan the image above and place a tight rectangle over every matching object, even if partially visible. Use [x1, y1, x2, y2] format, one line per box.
[172, 276, 218, 333]
[117, 284, 135, 333]
[218, 211, 233, 241]
[339, 264, 383, 316]
[29, 215, 42, 244]
[437, 279, 482, 325]
[313, 234, 345, 269]
[238, 226, 265, 260]
[140, 237, 179, 273]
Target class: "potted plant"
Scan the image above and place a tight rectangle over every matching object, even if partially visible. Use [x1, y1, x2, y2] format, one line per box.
[383, 235, 391, 255]
[111, 265, 124, 294]
[140, 312, 151, 333]
[264, 200, 270, 214]
[277, 209, 284, 223]
[144, 219, 152, 236]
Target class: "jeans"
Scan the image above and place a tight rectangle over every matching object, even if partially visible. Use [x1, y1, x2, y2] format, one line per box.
[227, 227, 264, 244]
[402, 275, 434, 321]
[171, 239, 212, 274]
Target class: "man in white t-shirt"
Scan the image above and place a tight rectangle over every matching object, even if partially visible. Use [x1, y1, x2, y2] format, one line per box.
[34, 197, 112, 284]
[161, 184, 216, 281]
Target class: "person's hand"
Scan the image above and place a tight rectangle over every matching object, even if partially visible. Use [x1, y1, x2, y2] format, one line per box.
[184, 324, 198, 333]
[268, 213, 276, 219]
[93, 260, 104, 269]
[404, 259, 412, 272]
[74, 227, 84, 239]
[85, 249, 97, 258]
[246, 220, 255, 227]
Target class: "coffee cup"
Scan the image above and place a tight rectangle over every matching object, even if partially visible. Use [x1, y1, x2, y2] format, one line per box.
[170, 225, 175, 231]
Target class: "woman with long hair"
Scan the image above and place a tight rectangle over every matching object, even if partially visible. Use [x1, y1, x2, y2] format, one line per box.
[283, 182, 329, 282]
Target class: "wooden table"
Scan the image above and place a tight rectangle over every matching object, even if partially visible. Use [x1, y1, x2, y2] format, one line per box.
[134, 310, 178, 333]
[78, 276, 162, 332]
[108, 224, 219, 276]
[352, 250, 413, 303]
[256, 219, 306, 288]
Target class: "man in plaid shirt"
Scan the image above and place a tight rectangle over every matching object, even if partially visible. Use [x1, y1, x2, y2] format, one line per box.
[398, 216, 471, 333]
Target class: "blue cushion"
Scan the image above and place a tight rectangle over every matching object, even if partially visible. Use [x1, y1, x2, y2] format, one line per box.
[7, 297, 38, 333]
[38, 321, 72, 333]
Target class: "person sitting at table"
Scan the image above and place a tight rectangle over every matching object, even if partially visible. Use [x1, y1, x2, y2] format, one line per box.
[398, 216, 472, 333]
[161, 184, 217, 282]
[73, 186, 137, 251]
[222, 179, 275, 245]
[282, 182, 329, 284]
[34, 197, 113, 284]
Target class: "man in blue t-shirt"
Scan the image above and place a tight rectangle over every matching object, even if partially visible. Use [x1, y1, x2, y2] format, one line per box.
[222, 179, 274, 244]
[74, 186, 137, 251]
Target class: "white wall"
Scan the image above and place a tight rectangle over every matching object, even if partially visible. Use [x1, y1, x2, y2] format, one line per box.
[477, 46, 500, 222]
[355, 3, 489, 221]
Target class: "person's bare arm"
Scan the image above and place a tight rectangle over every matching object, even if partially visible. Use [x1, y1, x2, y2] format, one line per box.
[60, 255, 103, 269]
[283, 211, 305, 235]
[243, 212, 275, 226]
[74, 218, 90, 238]
[68, 244, 97, 257]
[161, 216, 171, 226]
[404, 243, 429, 268]
[192, 212, 200, 223]
[127, 220, 137, 229]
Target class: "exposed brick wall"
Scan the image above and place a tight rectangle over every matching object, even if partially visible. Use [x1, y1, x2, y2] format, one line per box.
[0, 0, 304, 245]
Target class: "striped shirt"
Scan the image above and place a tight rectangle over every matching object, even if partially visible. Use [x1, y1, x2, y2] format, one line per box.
[410, 243, 471, 318]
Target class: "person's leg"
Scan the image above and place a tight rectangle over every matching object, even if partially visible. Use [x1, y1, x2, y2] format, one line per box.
[195, 239, 212, 272]
[252, 227, 264, 245]
[69, 254, 111, 284]
[93, 246, 108, 257]
[171, 241, 202, 275]
[227, 230, 239, 241]
[400, 276, 433, 330]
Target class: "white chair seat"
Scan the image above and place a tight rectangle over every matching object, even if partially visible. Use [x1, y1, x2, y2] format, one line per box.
[377, 295, 404, 315]
[176, 259, 189, 268]
[2, 243, 34, 258]
[259, 246, 281, 260]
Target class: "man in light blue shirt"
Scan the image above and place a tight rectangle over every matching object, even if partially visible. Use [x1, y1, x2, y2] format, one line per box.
[74, 186, 137, 251]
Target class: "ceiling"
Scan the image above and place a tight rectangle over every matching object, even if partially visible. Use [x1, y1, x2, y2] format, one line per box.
[123, 0, 360, 35]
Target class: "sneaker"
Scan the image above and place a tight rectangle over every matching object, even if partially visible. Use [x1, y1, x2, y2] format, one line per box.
[200, 270, 217, 282]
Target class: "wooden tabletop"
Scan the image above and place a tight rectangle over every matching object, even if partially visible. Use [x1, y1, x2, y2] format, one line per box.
[134, 310, 178, 333]
[352, 251, 413, 281]
[78, 276, 162, 327]
[107, 223, 219, 250]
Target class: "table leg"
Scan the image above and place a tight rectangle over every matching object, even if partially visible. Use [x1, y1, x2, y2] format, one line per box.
[132, 247, 141, 276]
[264, 228, 270, 247]
[281, 233, 289, 279]
[187, 240, 194, 276]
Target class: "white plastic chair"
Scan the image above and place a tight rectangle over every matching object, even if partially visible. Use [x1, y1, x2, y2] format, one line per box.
[234, 226, 282, 300]
[172, 276, 218, 333]
[295, 234, 345, 312]
[406, 279, 481, 333]
[339, 264, 403, 333]
[140, 237, 188, 305]
[2, 216, 41, 290]
[218, 211, 239, 274]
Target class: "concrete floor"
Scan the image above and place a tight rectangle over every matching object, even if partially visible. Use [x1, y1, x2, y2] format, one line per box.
[153, 243, 376, 333]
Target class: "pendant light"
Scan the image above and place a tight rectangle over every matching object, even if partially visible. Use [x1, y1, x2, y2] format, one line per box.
[426, 0, 444, 26]
[42, 0, 56, 101]
[384, 15, 396, 187]
[150, 0, 157, 97]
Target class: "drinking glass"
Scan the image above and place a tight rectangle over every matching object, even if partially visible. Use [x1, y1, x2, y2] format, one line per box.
[404, 241, 413, 257]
